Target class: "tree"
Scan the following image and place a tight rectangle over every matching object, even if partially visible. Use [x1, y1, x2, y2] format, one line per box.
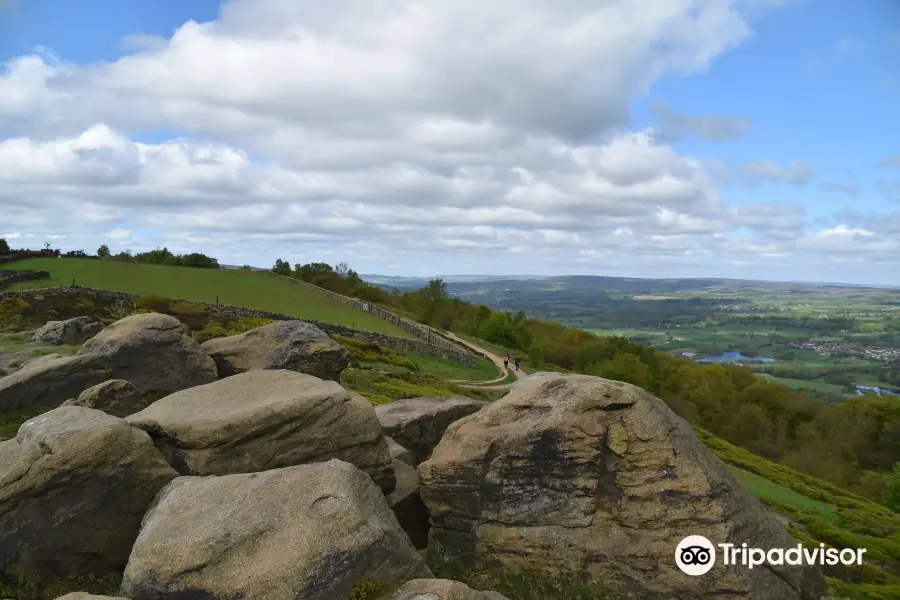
[294, 262, 334, 282]
[97, 244, 111, 258]
[272, 258, 292, 277]
[0, 238, 9, 253]
[885, 463, 900, 512]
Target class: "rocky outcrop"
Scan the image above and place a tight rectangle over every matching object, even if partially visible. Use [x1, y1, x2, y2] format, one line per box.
[31, 316, 103, 345]
[54, 594, 128, 600]
[387, 459, 430, 549]
[77, 312, 217, 397]
[0, 353, 107, 411]
[126, 370, 396, 493]
[392, 579, 509, 600]
[121, 460, 432, 600]
[61, 379, 145, 417]
[418, 372, 827, 600]
[376, 396, 487, 464]
[201, 320, 350, 381]
[387, 436, 415, 466]
[0, 407, 177, 582]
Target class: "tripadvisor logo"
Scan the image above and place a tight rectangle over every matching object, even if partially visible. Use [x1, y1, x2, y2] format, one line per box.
[675, 535, 867, 576]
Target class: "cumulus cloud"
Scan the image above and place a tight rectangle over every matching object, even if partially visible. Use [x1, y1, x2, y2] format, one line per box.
[738, 159, 814, 186]
[0, 0, 896, 283]
[650, 99, 754, 141]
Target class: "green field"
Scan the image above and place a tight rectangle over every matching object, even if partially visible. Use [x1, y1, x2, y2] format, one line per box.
[6, 258, 406, 336]
[759, 374, 849, 395]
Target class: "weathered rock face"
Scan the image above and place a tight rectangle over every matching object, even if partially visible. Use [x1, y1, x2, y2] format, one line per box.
[61, 379, 146, 417]
[418, 372, 827, 600]
[387, 436, 415, 466]
[0, 407, 178, 582]
[54, 594, 128, 600]
[77, 312, 217, 397]
[0, 353, 107, 411]
[201, 320, 350, 381]
[121, 460, 432, 600]
[126, 369, 396, 493]
[388, 459, 430, 550]
[376, 396, 487, 464]
[392, 579, 509, 600]
[32, 316, 103, 345]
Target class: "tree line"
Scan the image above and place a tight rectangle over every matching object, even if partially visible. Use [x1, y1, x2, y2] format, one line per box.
[97, 245, 220, 269]
[275, 260, 900, 507]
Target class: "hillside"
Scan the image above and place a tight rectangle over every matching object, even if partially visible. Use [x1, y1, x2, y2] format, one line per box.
[4, 259, 407, 337]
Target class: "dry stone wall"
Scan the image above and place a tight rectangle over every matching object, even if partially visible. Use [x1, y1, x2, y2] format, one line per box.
[0, 286, 479, 366]
[263, 272, 476, 356]
[0, 269, 50, 290]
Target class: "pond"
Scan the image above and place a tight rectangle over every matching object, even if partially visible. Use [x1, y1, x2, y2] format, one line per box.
[695, 351, 777, 364]
[856, 385, 900, 397]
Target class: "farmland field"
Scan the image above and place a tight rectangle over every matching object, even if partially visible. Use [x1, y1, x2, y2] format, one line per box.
[4, 258, 407, 336]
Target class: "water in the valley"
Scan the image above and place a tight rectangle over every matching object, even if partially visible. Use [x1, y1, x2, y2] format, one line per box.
[856, 385, 900, 397]
[695, 352, 777, 364]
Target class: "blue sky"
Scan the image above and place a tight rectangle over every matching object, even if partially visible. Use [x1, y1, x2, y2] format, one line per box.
[0, 0, 898, 284]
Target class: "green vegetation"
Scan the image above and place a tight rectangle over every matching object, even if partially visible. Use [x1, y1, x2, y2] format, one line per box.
[192, 317, 275, 343]
[5, 258, 406, 336]
[700, 428, 900, 596]
[0, 566, 123, 600]
[428, 555, 620, 600]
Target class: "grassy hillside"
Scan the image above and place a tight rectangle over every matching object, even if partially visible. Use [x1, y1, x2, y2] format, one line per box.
[5, 258, 406, 336]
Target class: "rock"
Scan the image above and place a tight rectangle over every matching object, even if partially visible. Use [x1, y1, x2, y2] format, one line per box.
[388, 436, 415, 466]
[418, 372, 827, 600]
[77, 312, 217, 398]
[376, 396, 487, 464]
[0, 406, 178, 582]
[388, 459, 430, 550]
[0, 353, 107, 411]
[392, 579, 509, 600]
[54, 594, 128, 600]
[201, 320, 350, 381]
[126, 370, 396, 493]
[61, 379, 146, 417]
[31, 316, 103, 345]
[121, 460, 432, 600]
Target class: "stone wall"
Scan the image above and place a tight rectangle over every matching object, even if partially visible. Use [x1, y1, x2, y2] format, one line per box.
[0, 251, 50, 265]
[0, 286, 480, 366]
[0, 269, 50, 290]
[262, 272, 477, 357]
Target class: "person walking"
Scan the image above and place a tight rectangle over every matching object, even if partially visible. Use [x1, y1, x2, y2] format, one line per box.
[514, 357, 521, 372]
[503, 353, 509, 371]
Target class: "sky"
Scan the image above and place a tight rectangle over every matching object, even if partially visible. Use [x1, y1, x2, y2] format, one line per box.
[0, 0, 898, 285]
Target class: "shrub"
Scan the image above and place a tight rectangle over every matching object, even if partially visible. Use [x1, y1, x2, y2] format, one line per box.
[168, 300, 208, 318]
[133, 294, 172, 313]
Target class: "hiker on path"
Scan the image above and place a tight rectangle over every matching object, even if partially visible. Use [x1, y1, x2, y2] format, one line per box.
[514, 357, 521, 372]
[503, 354, 509, 371]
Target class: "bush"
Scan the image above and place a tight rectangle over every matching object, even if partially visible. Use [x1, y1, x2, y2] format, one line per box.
[192, 318, 273, 343]
[168, 300, 208, 318]
[133, 294, 172, 313]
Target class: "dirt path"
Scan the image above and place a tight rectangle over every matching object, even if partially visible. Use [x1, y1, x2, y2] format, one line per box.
[444, 332, 525, 390]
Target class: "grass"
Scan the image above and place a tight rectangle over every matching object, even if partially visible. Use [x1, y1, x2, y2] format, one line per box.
[758, 373, 849, 395]
[414, 353, 500, 381]
[698, 427, 900, 596]
[6, 258, 407, 337]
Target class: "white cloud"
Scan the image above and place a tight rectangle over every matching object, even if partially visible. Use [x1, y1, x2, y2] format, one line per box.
[650, 99, 754, 141]
[739, 159, 814, 186]
[0, 0, 896, 283]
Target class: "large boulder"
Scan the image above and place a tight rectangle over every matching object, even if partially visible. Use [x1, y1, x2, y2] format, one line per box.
[418, 373, 827, 600]
[0, 353, 107, 411]
[388, 459, 430, 549]
[126, 370, 396, 493]
[387, 436, 415, 466]
[32, 316, 103, 345]
[77, 312, 217, 397]
[54, 594, 128, 600]
[121, 460, 432, 600]
[392, 579, 509, 600]
[376, 396, 487, 464]
[200, 320, 349, 381]
[61, 379, 146, 417]
[0, 407, 178, 583]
